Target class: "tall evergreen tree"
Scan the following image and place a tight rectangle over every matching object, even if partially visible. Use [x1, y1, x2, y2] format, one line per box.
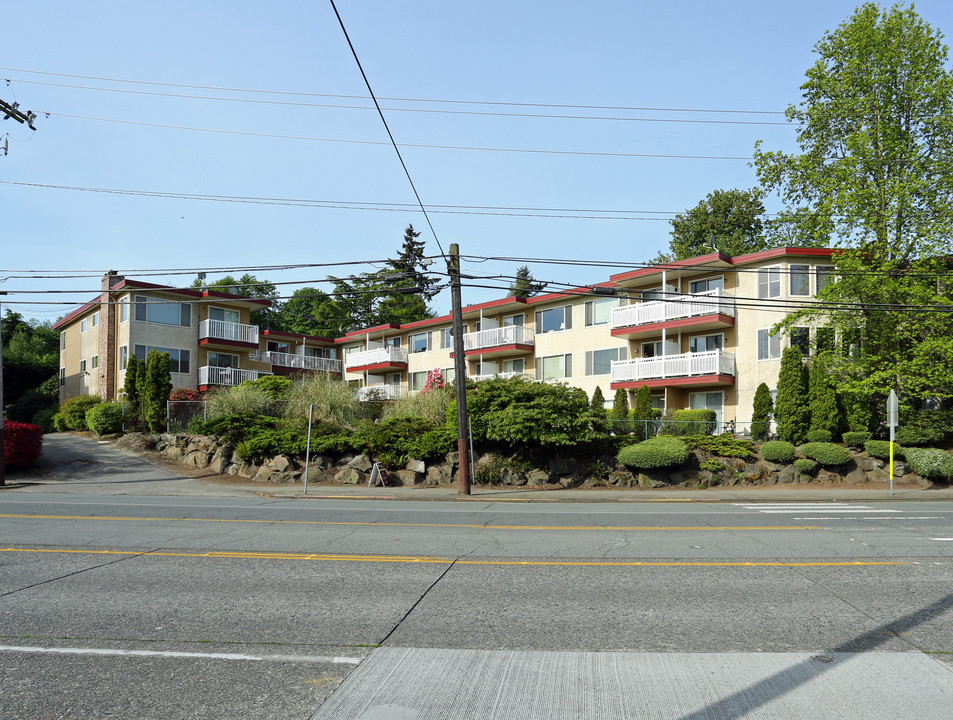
[750, 382, 774, 441]
[610, 387, 630, 434]
[775, 347, 810, 443]
[631, 384, 654, 442]
[123, 355, 143, 432]
[139, 350, 172, 434]
[808, 357, 840, 435]
[508, 266, 545, 300]
[590, 386, 607, 433]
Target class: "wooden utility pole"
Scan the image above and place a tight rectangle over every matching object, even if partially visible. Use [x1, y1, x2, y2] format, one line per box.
[0, 292, 6, 485]
[448, 244, 471, 494]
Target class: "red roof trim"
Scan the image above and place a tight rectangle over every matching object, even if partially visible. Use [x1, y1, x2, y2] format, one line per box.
[343, 323, 401, 339]
[730, 247, 836, 265]
[609, 252, 731, 284]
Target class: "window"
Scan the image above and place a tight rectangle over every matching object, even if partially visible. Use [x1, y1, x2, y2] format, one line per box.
[690, 391, 724, 426]
[502, 358, 524, 374]
[642, 341, 662, 358]
[585, 347, 627, 376]
[758, 268, 781, 298]
[690, 277, 724, 294]
[80, 359, 87, 373]
[209, 306, 240, 324]
[119, 297, 128, 323]
[816, 266, 835, 293]
[443, 367, 456, 384]
[80, 318, 87, 333]
[790, 265, 810, 296]
[503, 314, 524, 326]
[134, 296, 191, 327]
[409, 331, 432, 353]
[119, 345, 128, 370]
[584, 297, 618, 326]
[409, 371, 428, 392]
[60, 332, 66, 352]
[59, 368, 65, 387]
[205, 351, 236, 369]
[535, 305, 572, 333]
[442, 325, 466, 349]
[267, 341, 291, 354]
[535, 354, 572, 380]
[134, 344, 192, 373]
[791, 327, 810, 355]
[91, 312, 99, 328]
[689, 334, 723, 353]
[90, 355, 99, 370]
[757, 330, 782, 360]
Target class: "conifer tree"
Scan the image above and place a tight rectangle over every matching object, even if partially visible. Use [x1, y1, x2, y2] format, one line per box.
[123, 355, 143, 431]
[611, 387, 630, 434]
[751, 382, 773, 441]
[140, 350, 172, 434]
[590, 386, 607, 433]
[775, 347, 810, 443]
[631, 384, 654, 442]
[808, 358, 840, 435]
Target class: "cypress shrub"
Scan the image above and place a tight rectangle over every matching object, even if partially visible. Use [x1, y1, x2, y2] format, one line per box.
[760, 440, 796, 463]
[631, 384, 654, 442]
[775, 347, 810, 443]
[808, 358, 840, 435]
[590, 386, 607, 433]
[123, 354, 143, 431]
[140, 350, 172, 434]
[751, 382, 773, 441]
[793, 458, 817, 474]
[904, 448, 953, 481]
[865, 440, 902, 460]
[842, 431, 872, 448]
[611, 388, 631, 435]
[804, 429, 833, 443]
[799, 442, 850, 466]
[617, 436, 690, 469]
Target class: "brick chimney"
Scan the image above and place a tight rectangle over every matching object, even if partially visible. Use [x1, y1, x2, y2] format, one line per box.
[98, 270, 124, 400]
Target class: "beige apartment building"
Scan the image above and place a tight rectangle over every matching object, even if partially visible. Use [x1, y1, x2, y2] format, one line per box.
[58, 248, 835, 431]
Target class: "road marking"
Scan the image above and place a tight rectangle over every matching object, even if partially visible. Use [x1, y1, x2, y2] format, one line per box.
[929, 538, 953, 541]
[0, 644, 363, 664]
[794, 517, 940, 521]
[0, 547, 905, 567]
[0, 513, 815, 532]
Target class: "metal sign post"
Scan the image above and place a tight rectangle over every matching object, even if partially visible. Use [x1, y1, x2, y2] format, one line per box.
[303, 404, 314, 495]
[887, 390, 899, 497]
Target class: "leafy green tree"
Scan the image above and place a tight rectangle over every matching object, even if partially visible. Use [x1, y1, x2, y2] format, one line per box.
[755, 3, 953, 404]
[631, 384, 654, 442]
[775, 347, 810, 443]
[139, 350, 172, 434]
[751, 382, 774, 441]
[2, 311, 59, 404]
[277, 287, 345, 338]
[123, 355, 143, 431]
[610, 387, 630, 434]
[655, 188, 771, 262]
[508, 266, 545, 300]
[808, 357, 841, 436]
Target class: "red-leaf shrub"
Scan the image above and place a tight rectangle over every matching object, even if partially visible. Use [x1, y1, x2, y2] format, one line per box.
[170, 387, 204, 402]
[4, 421, 44, 467]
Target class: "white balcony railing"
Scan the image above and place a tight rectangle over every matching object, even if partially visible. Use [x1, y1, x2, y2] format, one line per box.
[344, 347, 408, 370]
[250, 351, 342, 374]
[199, 319, 259, 344]
[610, 288, 735, 330]
[463, 325, 535, 353]
[472, 371, 530, 382]
[199, 366, 269, 387]
[610, 350, 735, 384]
[356, 385, 403, 401]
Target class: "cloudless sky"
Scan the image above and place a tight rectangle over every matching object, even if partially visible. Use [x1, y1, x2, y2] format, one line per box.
[3, 1, 953, 321]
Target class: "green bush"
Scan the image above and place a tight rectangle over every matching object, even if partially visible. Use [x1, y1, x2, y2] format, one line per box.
[904, 448, 953, 481]
[865, 440, 902, 460]
[244, 375, 292, 400]
[842, 431, 872, 448]
[85, 402, 124, 435]
[804, 429, 833, 443]
[357, 416, 440, 467]
[410, 425, 456, 461]
[684, 434, 754, 459]
[205, 384, 276, 421]
[776, 347, 809, 443]
[672, 409, 717, 436]
[799, 442, 851, 466]
[382, 386, 453, 426]
[233, 427, 307, 463]
[59, 395, 103, 431]
[617, 436, 690, 469]
[793, 458, 817, 474]
[192, 413, 281, 444]
[895, 427, 944, 447]
[283, 373, 362, 428]
[7, 386, 58, 425]
[760, 440, 796, 463]
[52, 412, 69, 432]
[751, 382, 773, 441]
[699, 459, 724, 473]
[32, 407, 57, 433]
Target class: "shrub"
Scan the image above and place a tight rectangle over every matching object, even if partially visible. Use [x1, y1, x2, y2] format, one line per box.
[776, 347, 809, 443]
[672, 409, 717, 436]
[751, 382, 773, 441]
[244, 374, 292, 400]
[700, 459, 724, 473]
[32, 407, 57, 433]
[8, 386, 58, 425]
[169, 387, 204, 402]
[283, 373, 362, 428]
[233, 427, 307, 463]
[793, 458, 817, 474]
[410, 425, 456, 461]
[904, 448, 953, 481]
[382, 385, 453, 426]
[358, 416, 439, 467]
[808, 357, 840, 436]
[684, 434, 754, 459]
[617, 436, 690, 469]
[205, 384, 275, 421]
[631, 384, 655, 442]
[140, 350, 172, 433]
[52, 413, 69, 432]
[865, 440, 902, 460]
[85, 402, 124, 435]
[842, 431, 872, 448]
[123, 354, 143, 431]
[610, 387, 631, 434]
[804, 429, 833, 443]
[799, 442, 851, 466]
[3, 421, 43, 467]
[895, 427, 944, 447]
[760, 440, 796, 463]
[590, 386, 607, 432]
[192, 413, 281, 444]
[59, 395, 102, 431]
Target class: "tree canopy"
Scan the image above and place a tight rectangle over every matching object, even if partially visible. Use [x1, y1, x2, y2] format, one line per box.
[508, 266, 545, 300]
[193, 273, 279, 328]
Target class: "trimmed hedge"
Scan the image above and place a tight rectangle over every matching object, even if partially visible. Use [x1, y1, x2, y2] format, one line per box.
[59, 395, 103, 431]
[617, 436, 690, 469]
[804, 429, 833, 443]
[865, 440, 902, 461]
[903, 448, 953, 481]
[895, 427, 944, 447]
[683, 434, 754, 459]
[672, 409, 716, 436]
[86, 401, 124, 436]
[793, 458, 817, 474]
[4, 421, 43, 467]
[799, 442, 851, 466]
[842, 431, 872, 448]
[760, 440, 796, 463]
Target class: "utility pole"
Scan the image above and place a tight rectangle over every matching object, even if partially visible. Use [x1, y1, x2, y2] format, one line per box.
[448, 244, 471, 495]
[0, 292, 6, 486]
[0, 99, 37, 130]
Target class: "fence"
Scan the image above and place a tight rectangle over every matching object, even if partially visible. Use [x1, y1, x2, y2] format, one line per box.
[605, 418, 774, 439]
[167, 400, 208, 433]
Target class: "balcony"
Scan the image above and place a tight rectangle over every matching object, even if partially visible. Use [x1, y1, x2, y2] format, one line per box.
[199, 319, 259, 349]
[251, 351, 343, 375]
[610, 350, 735, 389]
[198, 366, 269, 388]
[356, 385, 403, 401]
[461, 325, 535, 358]
[610, 289, 735, 339]
[345, 347, 409, 373]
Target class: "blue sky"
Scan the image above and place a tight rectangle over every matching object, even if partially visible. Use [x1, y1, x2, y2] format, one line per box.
[3, 1, 953, 321]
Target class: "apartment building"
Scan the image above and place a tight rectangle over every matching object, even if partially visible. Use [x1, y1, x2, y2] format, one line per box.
[57, 248, 834, 428]
[53, 272, 341, 403]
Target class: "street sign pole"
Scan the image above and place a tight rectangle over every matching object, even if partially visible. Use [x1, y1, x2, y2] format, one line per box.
[887, 390, 899, 497]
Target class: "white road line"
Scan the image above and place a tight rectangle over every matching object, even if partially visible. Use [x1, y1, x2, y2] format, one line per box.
[794, 517, 939, 520]
[0, 645, 363, 664]
[759, 509, 899, 514]
[929, 538, 953, 541]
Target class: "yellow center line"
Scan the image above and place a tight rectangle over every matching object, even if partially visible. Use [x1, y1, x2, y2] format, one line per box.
[0, 547, 906, 567]
[0, 514, 817, 532]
